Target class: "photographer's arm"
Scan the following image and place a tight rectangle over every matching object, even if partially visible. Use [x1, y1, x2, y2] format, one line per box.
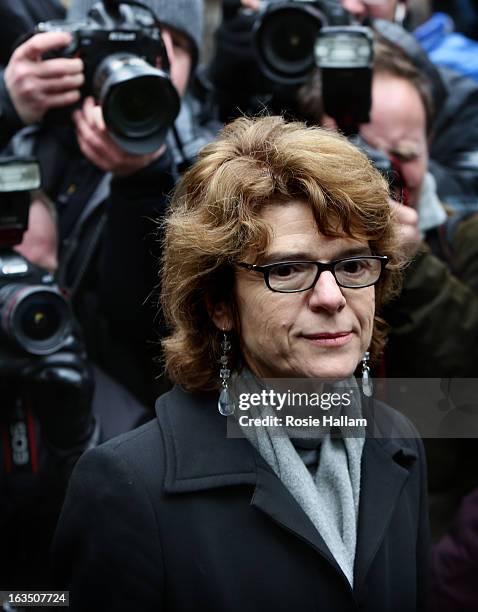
[73, 97, 176, 343]
[381, 200, 478, 377]
[0, 70, 25, 150]
[384, 243, 478, 377]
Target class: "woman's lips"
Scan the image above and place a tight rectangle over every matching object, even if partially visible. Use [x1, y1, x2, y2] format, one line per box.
[302, 331, 353, 347]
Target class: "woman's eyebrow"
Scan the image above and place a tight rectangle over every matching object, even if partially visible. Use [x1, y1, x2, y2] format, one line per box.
[261, 246, 372, 264]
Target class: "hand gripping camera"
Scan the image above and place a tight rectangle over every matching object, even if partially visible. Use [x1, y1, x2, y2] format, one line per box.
[0, 158, 73, 365]
[36, 0, 180, 154]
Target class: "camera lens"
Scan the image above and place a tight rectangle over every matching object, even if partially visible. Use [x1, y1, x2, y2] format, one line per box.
[0, 284, 72, 355]
[255, 6, 323, 85]
[21, 300, 61, 341]
[95, 53, 180, 154]
[106, 76, 165, 138]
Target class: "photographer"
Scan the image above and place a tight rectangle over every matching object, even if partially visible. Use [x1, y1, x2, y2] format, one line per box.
[7, 0, 219, 406]
[0, 182, 150, 590]
[358, 39, 478, 380]
[208, 1, 478, 208]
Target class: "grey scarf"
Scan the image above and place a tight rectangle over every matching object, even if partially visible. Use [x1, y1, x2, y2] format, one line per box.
[232, 370, 365, 586]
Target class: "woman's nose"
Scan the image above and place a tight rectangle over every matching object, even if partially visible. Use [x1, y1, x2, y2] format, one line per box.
[308, 270, 346, 313]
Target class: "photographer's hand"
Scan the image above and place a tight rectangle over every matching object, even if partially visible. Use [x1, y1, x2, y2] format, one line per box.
[241, 0, 261, 10]
[19, 335, 96, 452]
[4, 32, 84, 125]
[390, 199, 422, 258]
[72, 96, 165, 177]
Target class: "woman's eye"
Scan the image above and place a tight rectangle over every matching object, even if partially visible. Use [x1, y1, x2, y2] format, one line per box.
[272, 265, 295, 277]
[270, 263, 304, 278]
[342, 260, 367, 274]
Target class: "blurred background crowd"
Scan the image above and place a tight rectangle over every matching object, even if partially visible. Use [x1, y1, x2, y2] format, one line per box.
[0, 0, 478, 609]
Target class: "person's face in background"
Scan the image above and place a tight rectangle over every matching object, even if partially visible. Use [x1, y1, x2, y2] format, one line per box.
[160, 25, 193, 97]
[14, 197, 58, 272]
[359, 73, 428, 208]
[340, 0, 403, 22]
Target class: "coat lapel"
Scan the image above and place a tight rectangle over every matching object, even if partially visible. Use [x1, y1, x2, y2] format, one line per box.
[251, 460, 349, 583]
[353, 433, 418, 591]
[157, 387, 350, 585]
[157, 387, 417, 595]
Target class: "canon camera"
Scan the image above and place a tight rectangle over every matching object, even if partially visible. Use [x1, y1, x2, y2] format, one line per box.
[0, 158, 74, 367]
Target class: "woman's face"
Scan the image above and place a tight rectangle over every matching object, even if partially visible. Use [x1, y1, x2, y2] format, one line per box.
[214, 200, 376, 380]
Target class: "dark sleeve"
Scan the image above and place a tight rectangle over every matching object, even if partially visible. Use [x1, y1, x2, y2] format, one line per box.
[429, 70, 478, 205]
[0, 71, 25, 151]
[429, 487, 478, 611]
[97, 150, 177, 344]
[384, 244, 478, 377]
[51, 441, 165, 611]
[452, 213, 478, 292]
[415, 435, 431, 612]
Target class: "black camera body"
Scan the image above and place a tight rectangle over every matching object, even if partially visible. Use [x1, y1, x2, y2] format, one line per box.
[253, 1, 365, 84]
[36, 0, 180, 154]
[252, 3, 407, 194]
[253, 0, 374, 134]
[0, 158, 73, 369]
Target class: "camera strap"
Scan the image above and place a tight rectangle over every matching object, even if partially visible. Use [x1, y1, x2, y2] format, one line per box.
[1, 395, 38, 475]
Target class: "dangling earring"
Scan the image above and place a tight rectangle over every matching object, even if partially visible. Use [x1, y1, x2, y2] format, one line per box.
[218, 331, 235, 416]
[361, 351, 373, 397]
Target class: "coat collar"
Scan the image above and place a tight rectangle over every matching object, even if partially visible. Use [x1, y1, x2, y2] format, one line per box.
[156, 386, 418, 592]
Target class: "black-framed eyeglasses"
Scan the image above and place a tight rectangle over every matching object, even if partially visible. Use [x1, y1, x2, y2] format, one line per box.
[237, 256, 388, 293]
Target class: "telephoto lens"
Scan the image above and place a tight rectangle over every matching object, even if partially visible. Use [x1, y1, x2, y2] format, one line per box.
[94, 53, 180, 154]
[253, 2, 327, 85]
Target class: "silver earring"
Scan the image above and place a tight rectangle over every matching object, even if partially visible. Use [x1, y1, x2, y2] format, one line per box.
[218, 331, 235, 416]
[362, 351, 373, 397]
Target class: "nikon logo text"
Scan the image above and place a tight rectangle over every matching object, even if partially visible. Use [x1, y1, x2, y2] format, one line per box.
[109, 32, 136, 41]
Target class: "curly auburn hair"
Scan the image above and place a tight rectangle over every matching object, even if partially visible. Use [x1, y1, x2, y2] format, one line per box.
[160, 115, 404, 392]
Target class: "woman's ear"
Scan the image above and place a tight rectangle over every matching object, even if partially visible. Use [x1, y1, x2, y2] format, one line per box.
[206, 298, 234, 332]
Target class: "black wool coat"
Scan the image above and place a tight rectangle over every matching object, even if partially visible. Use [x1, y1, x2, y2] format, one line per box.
[52, 385, 430, 612]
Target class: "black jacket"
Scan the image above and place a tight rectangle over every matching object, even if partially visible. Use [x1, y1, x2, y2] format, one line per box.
[0, 365, 150, 590]
[52, 385, 430, 611]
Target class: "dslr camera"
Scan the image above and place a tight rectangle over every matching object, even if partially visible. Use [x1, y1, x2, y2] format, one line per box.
[0, 157, 73, 368]
[36, 0, 180, 154]
[253, 0, 374, 134]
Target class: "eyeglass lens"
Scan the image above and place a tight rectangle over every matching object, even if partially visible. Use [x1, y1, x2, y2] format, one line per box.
[267, 258, 382, 291]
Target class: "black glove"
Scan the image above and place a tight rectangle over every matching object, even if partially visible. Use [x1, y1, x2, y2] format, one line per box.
[11, 334, 96, 452]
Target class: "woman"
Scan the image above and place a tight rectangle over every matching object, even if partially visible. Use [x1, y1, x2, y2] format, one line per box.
[52, 116, 429, 611]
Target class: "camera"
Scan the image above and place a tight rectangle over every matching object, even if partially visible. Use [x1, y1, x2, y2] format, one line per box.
[253, 1, 374, 134]
[0, 157, 73, 363]
[36, 0, 180, 154]
[254, 1, 401, 193]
